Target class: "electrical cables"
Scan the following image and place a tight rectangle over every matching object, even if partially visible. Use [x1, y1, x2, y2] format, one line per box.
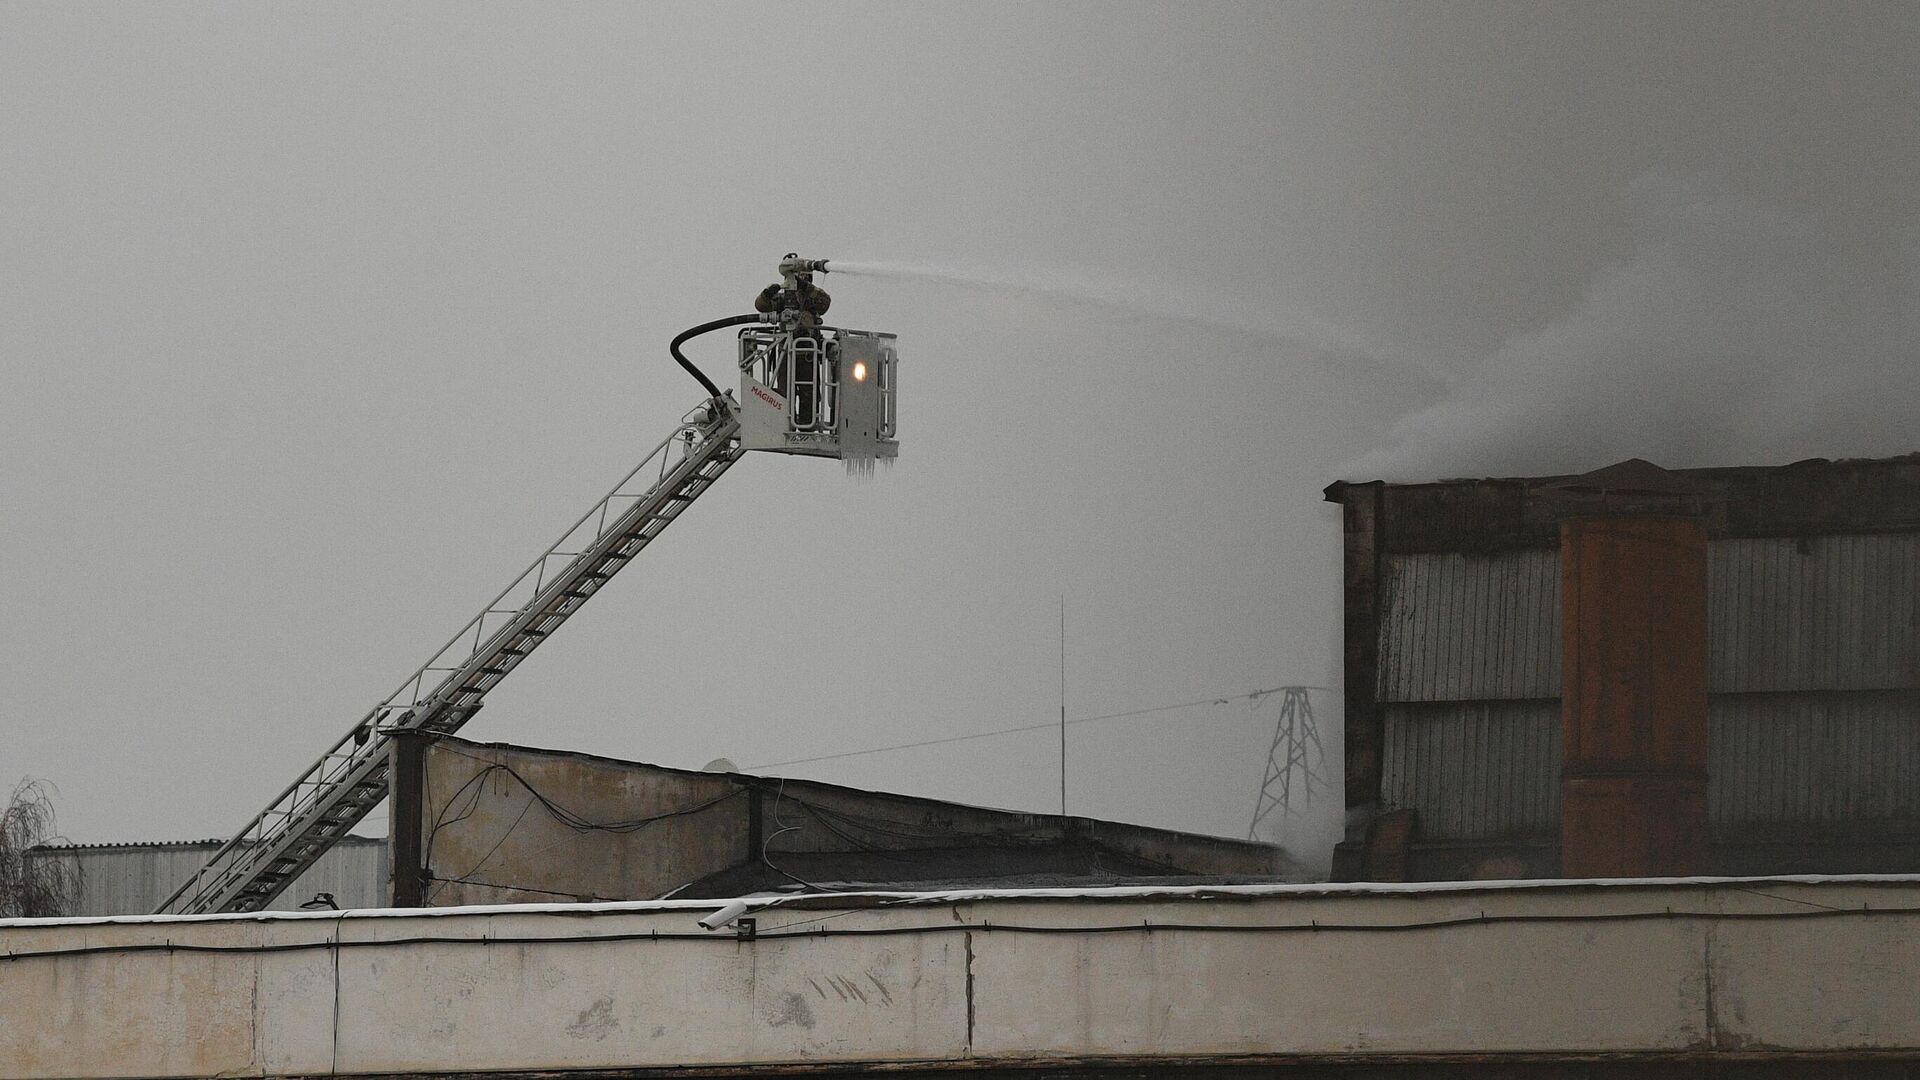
[759, 777, 825, 891]
[420, 749, 748, 902]
[5, 902, 1917, 964]
[747, 686, 1316, 770]
[433, 747, 746, 836]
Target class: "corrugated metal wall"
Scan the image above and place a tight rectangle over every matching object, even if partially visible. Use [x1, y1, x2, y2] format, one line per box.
[1707, 536, 1920, 832]
[1377, 550, 1561, 702]
[1380, 535, 1920, 701]
[1709, 534, 1920, 693]
[1376, 532, 1920, 844]
[29, 838, 389, 916]
[1380, 702, 1561, 838]
[1711, 692, 1920, 827]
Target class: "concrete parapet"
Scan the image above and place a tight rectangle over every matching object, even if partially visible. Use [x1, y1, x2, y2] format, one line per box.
[3, 878, 1920, 1076]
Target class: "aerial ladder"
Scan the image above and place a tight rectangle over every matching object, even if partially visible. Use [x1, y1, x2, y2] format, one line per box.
[158, 255, 897, 914]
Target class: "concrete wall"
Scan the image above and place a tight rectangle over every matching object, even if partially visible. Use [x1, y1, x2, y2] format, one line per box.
[419, 739, 749, 904]
[3, 878, 1919, 1077]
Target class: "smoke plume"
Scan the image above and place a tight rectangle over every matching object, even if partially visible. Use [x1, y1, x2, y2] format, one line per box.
[1347, 173, 1920, 481]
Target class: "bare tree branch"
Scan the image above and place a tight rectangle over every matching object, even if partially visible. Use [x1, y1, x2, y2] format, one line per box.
[0, 778, 81, 917]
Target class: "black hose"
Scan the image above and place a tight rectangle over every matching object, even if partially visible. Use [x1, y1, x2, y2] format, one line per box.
[671, 313, 764, 400]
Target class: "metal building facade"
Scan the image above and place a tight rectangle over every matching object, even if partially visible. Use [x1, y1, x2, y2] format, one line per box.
[1330, 455, 1920, 880]
[27, 837, 389, 916]
[1379, 700, 1562, 840]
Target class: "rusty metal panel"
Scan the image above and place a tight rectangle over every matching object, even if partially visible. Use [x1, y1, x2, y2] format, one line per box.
[1562, 775, 1707, 878]
[1376, 549, 1561, 703]
[1709, 691, 1920, 827]
[1560, 516, 1710, 877]
[1561, 516, 1710, 775]
[1380, 701, 1561, 839]
[1709, 533, 1920, 693]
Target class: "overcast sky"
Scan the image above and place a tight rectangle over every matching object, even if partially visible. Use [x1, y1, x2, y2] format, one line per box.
[4, 2, 1916, 870]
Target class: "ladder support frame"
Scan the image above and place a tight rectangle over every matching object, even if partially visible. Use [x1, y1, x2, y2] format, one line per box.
[159, 402, 745, 914]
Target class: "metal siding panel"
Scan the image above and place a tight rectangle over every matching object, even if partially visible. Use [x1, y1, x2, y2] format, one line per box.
[278, 840, 391, 911]
[1710, 692, 1920, 827]
[1378, 533, 1919, 704]
[66, 848, 212, 917]
[1377, 550, 1561, 702]
[1561, 516, 1710, 780]
[1380, 702, 1562, 839]
[42, 840, 390, 916]
[1709, 534, 1920, 693]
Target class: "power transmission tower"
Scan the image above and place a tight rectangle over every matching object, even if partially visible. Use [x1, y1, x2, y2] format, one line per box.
[1247, 687, 1325, 842]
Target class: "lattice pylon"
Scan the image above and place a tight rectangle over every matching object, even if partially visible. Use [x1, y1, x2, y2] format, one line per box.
[1247, 687, 1325, 842]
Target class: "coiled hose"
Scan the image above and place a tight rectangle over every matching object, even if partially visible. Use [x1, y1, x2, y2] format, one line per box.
[671, 314, 764, 400]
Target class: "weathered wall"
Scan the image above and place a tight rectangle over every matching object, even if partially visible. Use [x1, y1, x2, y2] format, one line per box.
[3, 878, 1919, 1078]
[413, 738, 1296, 907]
[418, 740, 749, 904]
[1335, 455, 1920, 880]
[1559, 515, 1710, 877]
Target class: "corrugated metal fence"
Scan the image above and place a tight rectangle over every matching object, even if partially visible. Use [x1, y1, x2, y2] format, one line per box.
[27, 837, 389, 916]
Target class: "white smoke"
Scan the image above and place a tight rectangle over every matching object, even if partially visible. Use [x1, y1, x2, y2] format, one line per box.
[1347, 173, 1920, 481]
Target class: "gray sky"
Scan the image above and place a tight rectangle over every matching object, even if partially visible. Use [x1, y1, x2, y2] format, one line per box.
[4, 2, 1916, 869]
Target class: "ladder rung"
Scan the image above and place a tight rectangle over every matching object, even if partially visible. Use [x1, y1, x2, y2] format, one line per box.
[174, 409, 744, 914]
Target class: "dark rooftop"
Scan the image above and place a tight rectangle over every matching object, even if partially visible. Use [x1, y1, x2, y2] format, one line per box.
[1324, 453, 1920, 553]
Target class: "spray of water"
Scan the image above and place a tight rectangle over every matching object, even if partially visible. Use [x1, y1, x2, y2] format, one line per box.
[829, 258, 1292, 340]
[827, 259, 1437, 375]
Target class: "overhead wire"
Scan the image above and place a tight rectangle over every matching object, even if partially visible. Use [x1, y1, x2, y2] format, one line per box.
[747, 686, 1325, 770]
[404, 687, 1330, 899]
[421, 874, 625, 903]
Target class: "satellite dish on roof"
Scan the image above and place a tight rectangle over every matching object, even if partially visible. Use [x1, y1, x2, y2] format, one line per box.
[701, 757, 739, 773]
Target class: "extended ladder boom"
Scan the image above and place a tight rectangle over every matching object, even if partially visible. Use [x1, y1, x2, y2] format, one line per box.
[159, 400, 744, 914]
